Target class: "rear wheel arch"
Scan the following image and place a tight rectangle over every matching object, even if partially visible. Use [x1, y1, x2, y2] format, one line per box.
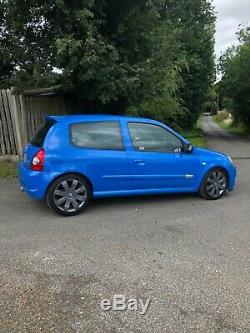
[45, 172, 93, 216]
[46, 172, 93, 198]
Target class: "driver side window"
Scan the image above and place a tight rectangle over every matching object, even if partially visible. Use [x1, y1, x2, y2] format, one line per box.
[128, 122, 183, 153]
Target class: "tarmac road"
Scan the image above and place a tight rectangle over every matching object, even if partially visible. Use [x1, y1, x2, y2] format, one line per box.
[0, 116, 249, 332]
[202, 115, 250, 158]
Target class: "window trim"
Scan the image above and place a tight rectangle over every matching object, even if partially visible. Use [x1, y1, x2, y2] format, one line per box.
[69, 121, 125, 151]
[127, 122, 184, 154]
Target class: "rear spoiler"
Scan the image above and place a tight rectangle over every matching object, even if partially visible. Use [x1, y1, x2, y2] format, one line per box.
[44, 115, 63, 122]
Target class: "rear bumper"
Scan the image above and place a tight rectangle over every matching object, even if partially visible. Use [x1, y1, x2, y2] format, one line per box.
[18, 162, 49, 199]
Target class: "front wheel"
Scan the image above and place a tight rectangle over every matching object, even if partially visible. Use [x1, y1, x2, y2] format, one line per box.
[46, 174, 91, 216]
[199, 168, 228, 200]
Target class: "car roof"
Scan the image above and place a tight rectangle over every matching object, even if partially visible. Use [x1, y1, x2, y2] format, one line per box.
[45, 114, 188, 143]
[45, 114, 159, 124]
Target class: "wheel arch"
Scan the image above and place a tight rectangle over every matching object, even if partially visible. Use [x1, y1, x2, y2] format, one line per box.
[45, 172, 94, 198]
[199, 166, 230, 190]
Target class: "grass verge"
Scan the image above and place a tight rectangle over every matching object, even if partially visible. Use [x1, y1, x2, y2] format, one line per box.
[213, 115, 250, 138]
[181, 116, 206, 148]
[182, 128, 206, 147]
[0, 160, 18, 178]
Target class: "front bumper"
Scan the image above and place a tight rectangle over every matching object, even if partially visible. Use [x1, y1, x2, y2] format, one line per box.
[228, 164, 237, 191]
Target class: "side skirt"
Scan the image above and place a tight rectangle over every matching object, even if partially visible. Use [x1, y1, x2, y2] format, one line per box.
[93, 187, 197, 198]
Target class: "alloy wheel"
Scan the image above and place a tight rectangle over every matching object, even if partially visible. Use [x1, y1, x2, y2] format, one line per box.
[205, 170, 227, 199]
[53, 179, 87, 213]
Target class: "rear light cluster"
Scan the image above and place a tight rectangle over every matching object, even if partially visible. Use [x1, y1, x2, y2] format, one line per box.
[31, 148, 45, 171]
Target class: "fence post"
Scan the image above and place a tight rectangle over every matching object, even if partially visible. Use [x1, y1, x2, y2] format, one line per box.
[19, 94, 28, 145]
[0, 91, 7, 155]
[7, 89, 23, 155]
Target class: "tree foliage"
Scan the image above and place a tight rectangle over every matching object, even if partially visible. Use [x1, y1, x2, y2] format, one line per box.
[161, 0, 216, 126]
[218, 27, 250, 127]
[0, 0, 215, 129]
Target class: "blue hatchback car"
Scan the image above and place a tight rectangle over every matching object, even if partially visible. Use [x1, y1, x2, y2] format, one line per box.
[19, 115, 237, 216]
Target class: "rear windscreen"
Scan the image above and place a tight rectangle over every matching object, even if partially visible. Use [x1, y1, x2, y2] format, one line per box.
[30, 120, 55, 147]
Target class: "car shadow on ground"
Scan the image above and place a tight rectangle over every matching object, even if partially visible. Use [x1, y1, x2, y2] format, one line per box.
[88, 191, 235, 214]
[92, 193, 199, 208]
[30, 192, 205, 218]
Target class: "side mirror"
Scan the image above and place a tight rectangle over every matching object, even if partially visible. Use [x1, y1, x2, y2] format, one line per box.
[185, 143, 194, 153]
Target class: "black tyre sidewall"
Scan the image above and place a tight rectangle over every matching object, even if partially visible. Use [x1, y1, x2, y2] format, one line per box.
[46, 174, 91, 216]
[199, 168, 228, 200]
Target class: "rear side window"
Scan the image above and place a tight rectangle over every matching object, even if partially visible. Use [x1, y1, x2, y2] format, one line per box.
[30, 120, 55, 147]
[70, 121, 124, 150]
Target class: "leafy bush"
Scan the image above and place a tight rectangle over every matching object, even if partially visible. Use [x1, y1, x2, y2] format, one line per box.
[128, 93, 190, 131]
[219, 27, 250, 129]
[215, 110, 230, 122]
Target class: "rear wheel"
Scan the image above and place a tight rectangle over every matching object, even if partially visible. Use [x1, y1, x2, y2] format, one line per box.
[199, 168, 228, 200]
[46, 174, 91, 216]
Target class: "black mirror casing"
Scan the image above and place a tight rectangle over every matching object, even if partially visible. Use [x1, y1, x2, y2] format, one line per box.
[184, 143, 194, 153]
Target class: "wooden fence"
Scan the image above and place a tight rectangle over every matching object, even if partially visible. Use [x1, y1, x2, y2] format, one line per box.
[0, 89, 65, 157]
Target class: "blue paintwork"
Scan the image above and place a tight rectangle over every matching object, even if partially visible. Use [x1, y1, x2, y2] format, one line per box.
[19, 115, 237, 200]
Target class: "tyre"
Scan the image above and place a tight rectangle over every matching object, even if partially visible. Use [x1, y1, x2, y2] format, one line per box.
[46, 174, 91, 216]
[199, 168, 228, 200]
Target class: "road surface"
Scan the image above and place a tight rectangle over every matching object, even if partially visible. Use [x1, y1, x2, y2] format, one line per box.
[0, 116, 249, 332]
[202, 116, 250, 158]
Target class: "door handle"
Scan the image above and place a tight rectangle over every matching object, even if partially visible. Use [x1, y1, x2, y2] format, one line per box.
[134, 160, 145, 165]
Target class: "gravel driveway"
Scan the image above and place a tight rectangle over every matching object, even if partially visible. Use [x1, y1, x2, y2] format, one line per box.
[0, 116, 249, 332]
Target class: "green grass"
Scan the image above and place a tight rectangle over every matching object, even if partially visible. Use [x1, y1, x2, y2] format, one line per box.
[213, 114, 232, 129]
[181, 116, 206, 148]
[188, 136, 206, 147]
[0, 160, 18, 178]
[182, 128, 206, 147]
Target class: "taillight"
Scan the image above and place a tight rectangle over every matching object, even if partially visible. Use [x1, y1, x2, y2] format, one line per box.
[31, 148, 45, 171]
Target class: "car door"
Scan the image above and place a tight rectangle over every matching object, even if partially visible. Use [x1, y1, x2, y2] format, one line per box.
[125, 122, 200, 190]
[69, 120, 132, 194]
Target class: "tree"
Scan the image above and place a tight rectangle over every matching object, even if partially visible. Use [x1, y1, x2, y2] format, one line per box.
[219, 27, 250, 127]
[163, 0, 216, 126]
[0, 0, 215, 129]
[0, 1, 15, 88]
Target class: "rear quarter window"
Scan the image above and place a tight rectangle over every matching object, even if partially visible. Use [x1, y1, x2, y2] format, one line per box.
[70, 121, 124, 150]
[30, 120, 55, 147]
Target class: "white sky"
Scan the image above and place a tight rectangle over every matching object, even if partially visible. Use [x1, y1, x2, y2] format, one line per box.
[213, 0, 250, 60]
